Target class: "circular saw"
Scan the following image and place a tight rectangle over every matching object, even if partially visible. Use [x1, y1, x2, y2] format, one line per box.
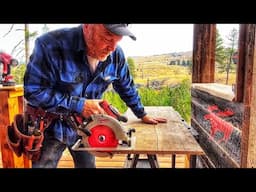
[71, 100, 135, 157]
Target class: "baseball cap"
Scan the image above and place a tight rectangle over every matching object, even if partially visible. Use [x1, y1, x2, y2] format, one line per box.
[103, 24, 136, 41]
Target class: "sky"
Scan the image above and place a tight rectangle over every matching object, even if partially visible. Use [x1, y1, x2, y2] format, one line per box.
[0, 24, 239, 61]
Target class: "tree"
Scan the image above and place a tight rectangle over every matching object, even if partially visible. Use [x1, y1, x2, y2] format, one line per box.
[3, 24, 38, 64]
[42, 24, 50, 34]
[24, 24, 30, 65]
[127, 57, 136, 78]
[215, 29, 226, 72]
[187, 60, 192, 75]
[225, 28, 238, 84]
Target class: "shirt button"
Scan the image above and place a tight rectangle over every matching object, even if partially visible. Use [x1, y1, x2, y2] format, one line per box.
[75, 74, 83, 82]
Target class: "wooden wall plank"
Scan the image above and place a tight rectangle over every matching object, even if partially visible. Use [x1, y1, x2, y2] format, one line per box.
[240, 24, 256, 167]
[192, 88, 244, 129]
[235, 25, 246, 102]
[245, 24, 256, 168]
[191, 86, 243, 167]
[192, 83, 235, 101]
[192, 119, 240, 168]
[191, 100, 241, 165]
[192, 24, 216, 83]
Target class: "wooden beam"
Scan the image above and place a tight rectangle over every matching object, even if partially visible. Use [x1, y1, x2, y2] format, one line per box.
[192, 24, 216, 83]
[235, 25, 246, 102]
[240, 24, 256, 167]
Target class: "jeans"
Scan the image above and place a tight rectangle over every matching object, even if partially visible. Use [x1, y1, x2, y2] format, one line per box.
[32, 135, 96, 168]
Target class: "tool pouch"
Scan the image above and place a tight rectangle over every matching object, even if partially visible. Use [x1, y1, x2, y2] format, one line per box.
[23, 134, 44, 161]
[6, 114, 44, 161]
[7, 123, 22, 157]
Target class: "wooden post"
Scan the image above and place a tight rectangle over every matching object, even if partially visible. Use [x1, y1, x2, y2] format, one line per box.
[0, 85, 30, 168]
[239, 24, 256, 168]
[192, 24, 216, 83]
[236, 25, 246, 102]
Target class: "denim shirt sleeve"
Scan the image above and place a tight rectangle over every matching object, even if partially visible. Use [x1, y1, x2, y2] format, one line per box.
[23, 37, 85, 114]
[112, 47, 146, 118]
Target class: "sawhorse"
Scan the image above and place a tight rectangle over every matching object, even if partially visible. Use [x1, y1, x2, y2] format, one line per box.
[124, 154, 187, 168]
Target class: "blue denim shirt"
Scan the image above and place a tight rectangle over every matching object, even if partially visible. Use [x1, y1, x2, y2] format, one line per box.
[24, 25, 146, 145]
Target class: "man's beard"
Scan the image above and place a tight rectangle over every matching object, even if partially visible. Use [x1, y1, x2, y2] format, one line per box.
[87, 49, 110, 62]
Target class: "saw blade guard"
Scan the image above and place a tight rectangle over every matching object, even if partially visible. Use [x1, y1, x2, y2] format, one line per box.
[87, 125, 119, 148]
[81, 114, 129, 142]
[76, 114, 131, 157]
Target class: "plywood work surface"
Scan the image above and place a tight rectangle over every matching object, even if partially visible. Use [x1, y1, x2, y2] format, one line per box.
[82, 106, 204, 156]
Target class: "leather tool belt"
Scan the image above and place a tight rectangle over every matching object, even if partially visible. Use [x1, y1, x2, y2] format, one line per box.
[6, 105, 60, 161]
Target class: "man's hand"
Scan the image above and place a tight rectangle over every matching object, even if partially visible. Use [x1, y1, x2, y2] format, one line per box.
[81, 99, 106, 118]
[141, 115, 167, 124]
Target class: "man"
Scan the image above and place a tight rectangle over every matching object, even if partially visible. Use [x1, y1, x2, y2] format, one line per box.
[23, 24, 167, 168]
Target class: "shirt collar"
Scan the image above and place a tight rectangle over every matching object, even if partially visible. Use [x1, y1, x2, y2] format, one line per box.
[76, 24, 87, 52]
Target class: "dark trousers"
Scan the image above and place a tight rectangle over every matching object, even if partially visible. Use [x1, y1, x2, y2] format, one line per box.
[32, 135, 95, 168]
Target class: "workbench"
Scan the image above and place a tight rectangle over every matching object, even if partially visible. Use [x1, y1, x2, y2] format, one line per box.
[123, 106, 204, 168]
[74, 106, 205, 168]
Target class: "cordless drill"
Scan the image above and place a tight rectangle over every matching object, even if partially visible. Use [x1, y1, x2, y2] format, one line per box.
[0, 52, 18, 86]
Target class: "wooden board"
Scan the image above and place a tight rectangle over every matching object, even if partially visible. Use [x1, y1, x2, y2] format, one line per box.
[192, 83, 235, 101]
[192, 88, 243, 129]
[192, 119, 240, 168]
[191, 86, 243, 167]
[75, 106, 204, 157]
[0, 84, 23, 91]
[124, 106, 204, 155]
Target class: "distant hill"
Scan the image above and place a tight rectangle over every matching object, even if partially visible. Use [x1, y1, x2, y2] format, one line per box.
[131, 51, 192, 58]
[130, 51, 192, 66]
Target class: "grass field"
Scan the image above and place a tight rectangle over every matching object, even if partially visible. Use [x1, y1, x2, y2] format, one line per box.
[132, 59, 236, 86]
[134, 62, 191, 86]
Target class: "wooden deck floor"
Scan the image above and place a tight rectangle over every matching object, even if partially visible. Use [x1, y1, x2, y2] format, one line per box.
[57, 150, 188, 168]
[0, 150, 188, 168]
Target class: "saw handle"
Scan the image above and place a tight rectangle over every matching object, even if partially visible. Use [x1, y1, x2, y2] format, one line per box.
[66, 115, 92, 136]
[99, 100, 128, 122]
